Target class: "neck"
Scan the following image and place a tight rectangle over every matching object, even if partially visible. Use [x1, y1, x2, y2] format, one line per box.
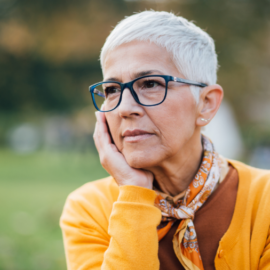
[149, 131, 203, 196]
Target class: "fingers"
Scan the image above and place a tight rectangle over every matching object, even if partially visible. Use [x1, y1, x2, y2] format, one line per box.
[93, 110, 153, 189]
[94, 111, 112, 146]
[93, 121, 101, 151]
[93, 111, 123, 176]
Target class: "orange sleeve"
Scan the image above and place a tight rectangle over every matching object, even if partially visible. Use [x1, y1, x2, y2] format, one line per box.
[258, 228, 270, 269]
[60, 184, 161, 270]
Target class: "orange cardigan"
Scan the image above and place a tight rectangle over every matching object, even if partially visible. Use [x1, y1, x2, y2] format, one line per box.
[60, 160, 270, 270]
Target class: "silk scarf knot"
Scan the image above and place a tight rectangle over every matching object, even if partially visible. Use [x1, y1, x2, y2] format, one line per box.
[154, 135, 221, 270]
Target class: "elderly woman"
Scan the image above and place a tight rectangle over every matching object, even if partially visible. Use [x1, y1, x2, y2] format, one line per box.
[60, 11, 270, 270]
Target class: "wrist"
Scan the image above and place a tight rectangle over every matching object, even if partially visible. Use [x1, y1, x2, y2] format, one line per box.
[118, 185, 156, 204]
[118, 179, 153, 190]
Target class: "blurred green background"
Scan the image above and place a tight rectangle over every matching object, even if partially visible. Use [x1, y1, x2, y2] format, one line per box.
[0, 0, 270, 269]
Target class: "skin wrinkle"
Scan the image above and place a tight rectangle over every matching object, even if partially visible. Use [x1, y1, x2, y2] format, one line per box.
[151, 144, 203, 194]
[101, 40, 223, 196]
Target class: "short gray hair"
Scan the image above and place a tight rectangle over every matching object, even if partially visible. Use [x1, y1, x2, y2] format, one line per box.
[100, 11, 218, 102]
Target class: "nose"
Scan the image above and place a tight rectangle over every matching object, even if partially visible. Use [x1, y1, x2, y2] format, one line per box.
[118, 87, 144, 118]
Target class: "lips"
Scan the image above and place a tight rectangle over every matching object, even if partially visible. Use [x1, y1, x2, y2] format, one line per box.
[122, 129, 150, 137]
[122, 129, 153, 142]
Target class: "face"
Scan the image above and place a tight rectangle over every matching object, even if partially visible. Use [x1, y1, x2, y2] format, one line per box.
[103, 41, 200, 169]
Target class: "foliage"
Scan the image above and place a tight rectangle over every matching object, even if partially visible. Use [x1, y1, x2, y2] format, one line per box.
[0, 0, 270, 129]
[0, 53, 101, 111]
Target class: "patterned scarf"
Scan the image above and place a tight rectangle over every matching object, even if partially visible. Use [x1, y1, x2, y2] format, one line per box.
[154, 135, 221, 270]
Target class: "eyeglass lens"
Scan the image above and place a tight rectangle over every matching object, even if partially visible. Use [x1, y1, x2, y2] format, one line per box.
[93, 76, 167, 111]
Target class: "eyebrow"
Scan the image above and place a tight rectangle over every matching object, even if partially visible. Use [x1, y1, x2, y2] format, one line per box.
[104, 69, 163, 82]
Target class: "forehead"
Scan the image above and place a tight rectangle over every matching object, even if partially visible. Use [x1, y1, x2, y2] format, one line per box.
[103, 41, 181, 81]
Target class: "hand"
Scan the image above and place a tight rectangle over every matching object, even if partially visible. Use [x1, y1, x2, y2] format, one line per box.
[94, 111, 153, 189]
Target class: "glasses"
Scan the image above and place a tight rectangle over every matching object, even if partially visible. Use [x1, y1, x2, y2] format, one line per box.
[89, 75, 207, 112]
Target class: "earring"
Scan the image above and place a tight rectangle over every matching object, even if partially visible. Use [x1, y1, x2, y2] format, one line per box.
[201, 118, 210, 122]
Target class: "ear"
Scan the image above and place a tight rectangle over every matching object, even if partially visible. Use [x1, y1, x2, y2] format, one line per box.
[196, 84, 223, 126]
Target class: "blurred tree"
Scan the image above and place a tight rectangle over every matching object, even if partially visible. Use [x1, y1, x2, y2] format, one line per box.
[0, 0, 270, 147]
[0, 0, 134, 112]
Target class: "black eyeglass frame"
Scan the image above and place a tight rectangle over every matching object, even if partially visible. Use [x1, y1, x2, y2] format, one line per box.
[89, 75, 208, 112]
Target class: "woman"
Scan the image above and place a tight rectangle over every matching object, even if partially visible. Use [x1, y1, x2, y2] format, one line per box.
[60, 11, 270, 270]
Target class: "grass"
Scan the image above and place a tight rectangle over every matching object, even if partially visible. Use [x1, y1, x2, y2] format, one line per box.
[0, 149, 108, 270]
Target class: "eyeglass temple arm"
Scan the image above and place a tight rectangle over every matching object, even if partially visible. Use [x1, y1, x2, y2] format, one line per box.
[172, 77, 207, 88]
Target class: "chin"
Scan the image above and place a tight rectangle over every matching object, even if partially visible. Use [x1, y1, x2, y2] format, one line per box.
[124, 150, 158, 169]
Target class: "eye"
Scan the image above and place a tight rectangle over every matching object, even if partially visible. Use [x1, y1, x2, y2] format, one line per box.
[144, 80, 160, 88]
[104, 86, 121, 96]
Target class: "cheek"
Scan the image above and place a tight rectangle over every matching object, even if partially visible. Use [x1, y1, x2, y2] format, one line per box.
[153, 92, 197, 147]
